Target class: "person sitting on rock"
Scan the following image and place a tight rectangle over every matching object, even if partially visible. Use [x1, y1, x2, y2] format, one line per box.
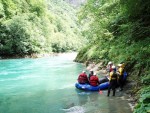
[78, 71, 89, 84]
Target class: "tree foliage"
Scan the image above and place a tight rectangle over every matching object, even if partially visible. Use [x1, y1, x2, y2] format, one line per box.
[75, 0, 150, 112]
[0, 0, 85, 56]
[76, 0, 150, 70]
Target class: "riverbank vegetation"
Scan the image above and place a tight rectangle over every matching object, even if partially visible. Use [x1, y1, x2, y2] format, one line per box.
[0, 0, 85, 57]
[0, 0, 149, 112]
[75, 0, 150, 112]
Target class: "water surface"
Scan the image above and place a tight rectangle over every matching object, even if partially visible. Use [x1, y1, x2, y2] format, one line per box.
[0, 53, 132, 113]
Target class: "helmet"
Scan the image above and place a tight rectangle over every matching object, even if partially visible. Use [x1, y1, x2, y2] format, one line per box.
[82, 71, 86, 73]
[90, 69, 93, 72]
[93, 72, 97, 75]
[108, 62, 113, 65]
[122, 63, 125, 68]
[112, 65, 116, 69]
[118, 64, 122, 67]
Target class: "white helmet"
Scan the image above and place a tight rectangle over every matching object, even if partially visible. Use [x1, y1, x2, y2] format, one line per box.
[93, 72, 97, 75]
[118, 64, 122, 67]
[108, 61, 113, 65]
[90, 69, 93, 72]
[112, 65, 116, 69]
[82, 71, 86, 73]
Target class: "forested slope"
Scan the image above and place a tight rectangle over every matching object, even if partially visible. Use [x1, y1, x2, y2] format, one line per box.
[75, 0, 150, 112]
[65, 0, 86, 7]
[0, 0, 84, 57]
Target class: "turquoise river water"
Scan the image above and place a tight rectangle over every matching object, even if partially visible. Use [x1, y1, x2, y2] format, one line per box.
[0, 53, 132, 113]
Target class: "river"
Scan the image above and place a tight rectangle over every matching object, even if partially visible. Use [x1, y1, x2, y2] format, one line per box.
[0, 53, 132, 113]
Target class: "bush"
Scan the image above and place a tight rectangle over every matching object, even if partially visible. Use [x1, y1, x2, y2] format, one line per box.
[134, 86, 150, 113]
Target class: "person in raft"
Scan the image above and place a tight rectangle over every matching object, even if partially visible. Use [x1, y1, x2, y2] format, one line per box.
[117, 63, 125, 91]
[107, 66, 118, 96]
[89, 72, 100, 86]
[77, 71, 89, 84]
[88, 69, 94, 80]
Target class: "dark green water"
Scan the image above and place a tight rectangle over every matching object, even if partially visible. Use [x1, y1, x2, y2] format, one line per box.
[0, 53, 132, 113]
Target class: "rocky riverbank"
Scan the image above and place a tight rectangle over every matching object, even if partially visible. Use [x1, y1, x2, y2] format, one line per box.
[85, 62, 136, 112]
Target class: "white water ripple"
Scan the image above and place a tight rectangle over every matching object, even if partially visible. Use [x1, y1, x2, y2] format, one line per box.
[0, 75, 41, 81]
[62, 106, 85, 113]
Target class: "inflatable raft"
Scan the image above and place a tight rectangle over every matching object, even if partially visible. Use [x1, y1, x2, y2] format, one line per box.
[75, 82, 109, 91]
[75, 72, 128, 91]
[123, 71, 128, 80]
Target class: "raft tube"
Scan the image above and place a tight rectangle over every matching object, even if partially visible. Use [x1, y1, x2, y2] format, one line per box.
[99, 76, 109, 83]
[123, 71, 128, 80]
[75, 71, 128, 91]
[75, 82, 109, 91]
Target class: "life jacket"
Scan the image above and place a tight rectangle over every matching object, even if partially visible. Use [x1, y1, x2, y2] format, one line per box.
[89, 75, 99, 86]
[118, 67, 124, 76]
[78, 73, 88, 84]
[106, 65, 112, 72]
[110, 71, 117, 81]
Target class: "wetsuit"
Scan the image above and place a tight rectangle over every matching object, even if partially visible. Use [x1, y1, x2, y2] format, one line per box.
[118, 67, 124, 91]
[107, 71, 117, 96]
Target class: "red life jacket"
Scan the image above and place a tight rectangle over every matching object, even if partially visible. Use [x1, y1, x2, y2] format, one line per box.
[106, 65, 113, 72]
[110, 67, 113, 72]
[78, 73, 88, 84]
[89, 75, 99, 86]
